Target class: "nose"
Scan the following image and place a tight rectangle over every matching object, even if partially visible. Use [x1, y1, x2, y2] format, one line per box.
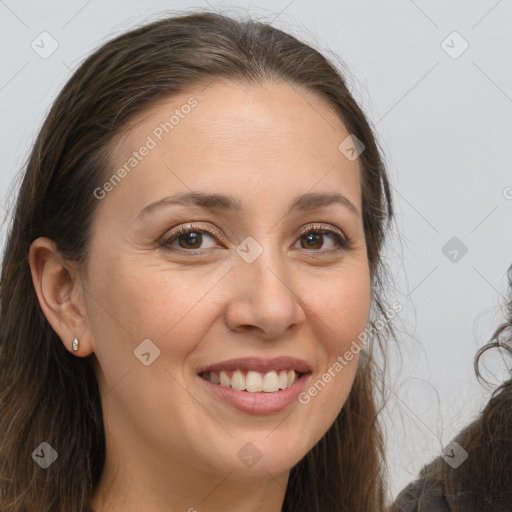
[224, 243, 306, 340]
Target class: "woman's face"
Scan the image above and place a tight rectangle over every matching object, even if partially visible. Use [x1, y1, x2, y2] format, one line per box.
[83, 79, 371, 488]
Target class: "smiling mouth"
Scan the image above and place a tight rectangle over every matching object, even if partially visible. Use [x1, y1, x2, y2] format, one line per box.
[199, 369, 308, 393]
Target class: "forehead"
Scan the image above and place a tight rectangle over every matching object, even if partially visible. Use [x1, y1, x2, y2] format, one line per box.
[104, 79, 362, 213]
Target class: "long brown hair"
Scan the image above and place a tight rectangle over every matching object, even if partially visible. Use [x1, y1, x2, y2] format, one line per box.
[0, 11, 394, 511]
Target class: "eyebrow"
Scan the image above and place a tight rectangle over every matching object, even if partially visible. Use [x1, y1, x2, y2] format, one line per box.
[137, 190, 359, 220]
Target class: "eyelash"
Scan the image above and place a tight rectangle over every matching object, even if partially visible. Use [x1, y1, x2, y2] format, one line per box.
[159, 223, 352, 254]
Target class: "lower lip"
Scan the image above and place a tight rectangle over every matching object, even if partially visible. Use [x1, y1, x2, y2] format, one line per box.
[198, 373, 311, 415]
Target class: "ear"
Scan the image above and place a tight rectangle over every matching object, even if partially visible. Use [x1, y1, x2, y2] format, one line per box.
[28, 236, 93, 357]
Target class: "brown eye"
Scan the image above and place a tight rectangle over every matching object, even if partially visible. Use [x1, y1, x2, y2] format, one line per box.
[161, 226, 220, 252]
[175, 231, 203, 249]
[160, 223, 350, 255]
[295, 226, 349, 252]
[300, 231, 324, 250]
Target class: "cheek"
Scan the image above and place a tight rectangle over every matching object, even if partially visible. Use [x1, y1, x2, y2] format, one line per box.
[296, 265, 371, 432]
[85, 255, 226, 365]
[307, 265, 372, 351]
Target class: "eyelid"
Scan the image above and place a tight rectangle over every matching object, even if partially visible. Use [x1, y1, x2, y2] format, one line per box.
[160, 222, 225, 247]
[160, 222, 351, 252]
[295, 223, 348, 243]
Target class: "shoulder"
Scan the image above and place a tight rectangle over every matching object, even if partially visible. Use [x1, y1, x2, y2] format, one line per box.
[390, 407, 512, 512]
[391, 379, 512, 512]
[390, 456, 451, 512]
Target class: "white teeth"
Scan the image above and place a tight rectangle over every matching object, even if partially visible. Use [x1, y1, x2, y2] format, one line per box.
[205, 369, 301, 392]
[278, 370, 288, 389]
[246, 371, 263, 392]
[220, 371, 230, 387]
[231, 370, 245, 391]
[262, 371, 280, 392]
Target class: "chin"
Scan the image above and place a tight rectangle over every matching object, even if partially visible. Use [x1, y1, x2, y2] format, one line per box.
[203, 433, 313, 480]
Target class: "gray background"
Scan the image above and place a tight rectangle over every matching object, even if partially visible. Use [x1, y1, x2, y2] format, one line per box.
[1, 0, 511, 502]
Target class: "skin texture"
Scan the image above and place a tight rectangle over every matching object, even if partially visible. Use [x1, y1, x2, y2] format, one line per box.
[29, 79, 371, 512]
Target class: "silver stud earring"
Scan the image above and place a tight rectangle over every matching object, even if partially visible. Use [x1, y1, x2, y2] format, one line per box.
[72, 337, 79, 352]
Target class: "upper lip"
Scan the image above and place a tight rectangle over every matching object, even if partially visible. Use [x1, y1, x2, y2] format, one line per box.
[197, 356, 312, 375]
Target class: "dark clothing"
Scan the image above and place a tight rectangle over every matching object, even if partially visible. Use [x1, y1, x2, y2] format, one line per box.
[391, 380, 512, 512]
[391, 456, 450, 511]
[391, 450, 512, 511]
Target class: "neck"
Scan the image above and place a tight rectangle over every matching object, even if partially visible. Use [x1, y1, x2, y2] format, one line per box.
[90, 448, 290, 512]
